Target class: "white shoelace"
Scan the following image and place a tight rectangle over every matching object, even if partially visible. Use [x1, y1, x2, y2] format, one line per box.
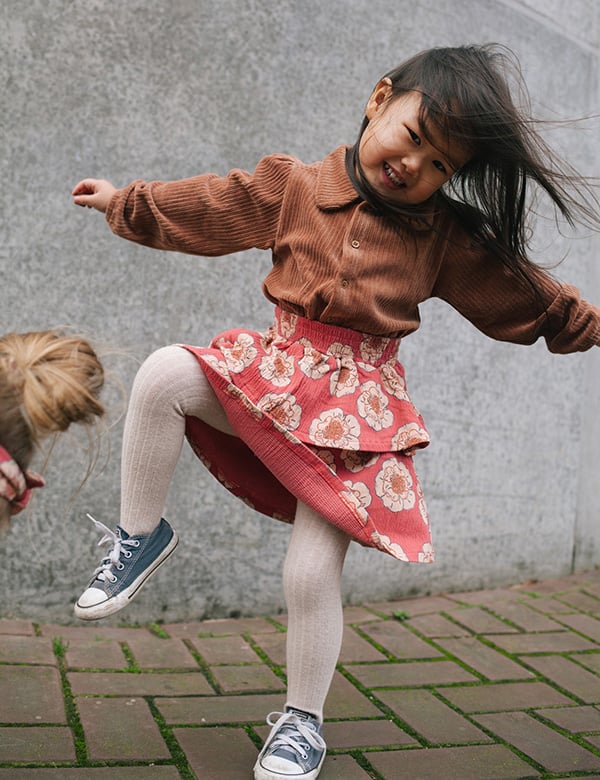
[86, 513, 139, 583]
[264, 711, 326, 761]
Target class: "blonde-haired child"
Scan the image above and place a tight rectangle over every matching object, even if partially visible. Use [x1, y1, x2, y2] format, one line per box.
[0, 330, 105, 529]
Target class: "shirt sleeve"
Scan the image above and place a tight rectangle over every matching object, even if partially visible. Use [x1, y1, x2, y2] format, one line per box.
[104, 153, 297, 256]
[432, 236, 600, 354]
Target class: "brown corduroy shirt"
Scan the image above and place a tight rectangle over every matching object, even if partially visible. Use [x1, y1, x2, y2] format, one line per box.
[105, 145, 600, 352]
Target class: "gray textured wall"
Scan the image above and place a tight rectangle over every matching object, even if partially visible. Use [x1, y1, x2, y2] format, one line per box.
[1, 0, 599, 624]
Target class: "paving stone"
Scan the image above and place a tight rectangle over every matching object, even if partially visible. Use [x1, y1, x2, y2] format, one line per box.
[551, 777, 600, 780]
[348, 659, 477, 688]
[575, 653, 600, 675]
[524, 597, 578, 615]
[441, 681, 573, 712]
[341, 606, 383, 624]
[268, 614, 289, 628]
[63, 637, 128, 669]
[446, 588, 522, 607]
[190, 634, 258, 664]
[77, 696, 170, 760]
[368, 743, 536, 779]
[324, 671, 383, 718]
[210, 663, 285, 693]
[0, 770, 180, 779]
[525, 655, 600, 702]
[125, 636, 199, 668]
[473, 711, 600, 772]
[192, 616, 280, 636]
[554, 613, 600, 642]
[254, 717, 416, 749]
[319, 754, 373, 778]
[323, 717, 416, 748]
[0, 619, 35, 635]
[484, 630, 596, 654]
[339, 626, 387, 662]
[39, 625, 154, 641]
[68, 670, 214, 696]
[555, 591, 600, 613]
[405, 613, 472, 638]
[173, 726, 258, 780]
[536, 705, 600, 733]
[359, 620, 443, 659]
[375, 688, 492, 744]
[157, 692, 284, 724]
[0, 665, 66, 723]
[481, 601, 562, 631]
[367, 595, 458, 616]
[585, 582, 600, 599]
[253, 631, 287, 664]
[0, 635, 56, 665]
[447, 607, 519, 635]
[161, 620, 215, 637]
[0, 726, 75, 761]
[435, 637, 535, 680]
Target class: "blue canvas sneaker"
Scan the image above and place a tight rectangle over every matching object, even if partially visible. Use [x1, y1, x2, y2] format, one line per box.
[74, 514, 178, 620]
[254, 708, 326, 780]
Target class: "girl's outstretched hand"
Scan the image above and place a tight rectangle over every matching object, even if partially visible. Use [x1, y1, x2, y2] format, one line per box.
[72, 178, 117, 213]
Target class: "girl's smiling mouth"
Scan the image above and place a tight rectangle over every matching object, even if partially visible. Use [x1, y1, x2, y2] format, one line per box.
[383, 162, 406, 188]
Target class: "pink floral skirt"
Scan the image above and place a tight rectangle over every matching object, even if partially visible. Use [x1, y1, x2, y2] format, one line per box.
[183, 308, 434, 563]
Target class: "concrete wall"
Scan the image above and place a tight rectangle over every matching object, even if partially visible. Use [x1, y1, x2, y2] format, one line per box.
[1, 0, 599, 623]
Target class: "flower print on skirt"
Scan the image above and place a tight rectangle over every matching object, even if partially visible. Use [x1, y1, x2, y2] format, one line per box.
[182, 307, 434, 563]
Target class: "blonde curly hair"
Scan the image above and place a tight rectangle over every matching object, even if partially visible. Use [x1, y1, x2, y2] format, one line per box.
[0, 330, 105, 471]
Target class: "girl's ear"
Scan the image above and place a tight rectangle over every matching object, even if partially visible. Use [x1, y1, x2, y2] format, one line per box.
[365, 77, 393, 120]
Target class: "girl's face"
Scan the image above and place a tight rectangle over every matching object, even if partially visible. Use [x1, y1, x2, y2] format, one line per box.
[358, 82, 469, 206]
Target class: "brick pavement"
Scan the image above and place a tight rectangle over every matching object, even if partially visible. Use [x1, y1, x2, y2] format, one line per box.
[3, 571, 600, 778]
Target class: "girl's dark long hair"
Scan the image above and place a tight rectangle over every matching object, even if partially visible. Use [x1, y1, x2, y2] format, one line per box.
[351, 44, 600, 280]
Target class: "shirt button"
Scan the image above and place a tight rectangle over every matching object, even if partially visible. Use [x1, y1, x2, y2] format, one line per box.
[351, 239, 360, 249]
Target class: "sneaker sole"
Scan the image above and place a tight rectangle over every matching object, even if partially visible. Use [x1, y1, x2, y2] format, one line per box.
[253, 751, 326, 780]
[73, 531, 179, 621]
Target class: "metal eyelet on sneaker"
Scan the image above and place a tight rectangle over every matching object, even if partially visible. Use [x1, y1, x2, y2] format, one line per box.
[117, 563, 125, 570]
[123, 551, 132, 558]
[109, 574, 118, 583]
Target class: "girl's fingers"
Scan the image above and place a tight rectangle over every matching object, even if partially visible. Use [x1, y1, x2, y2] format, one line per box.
[0, 460, 26, 498]
[72, 180, 97, 196]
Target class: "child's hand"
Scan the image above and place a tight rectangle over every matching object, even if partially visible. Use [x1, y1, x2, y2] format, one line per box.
[0, 458, 27, 505]
[72, 179, 117, 213]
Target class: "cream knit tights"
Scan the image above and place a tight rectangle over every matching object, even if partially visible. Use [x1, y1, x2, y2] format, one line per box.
[120, 345, 235, 535]
[120, 344, 350, 721]
[284, 501, 351, 721]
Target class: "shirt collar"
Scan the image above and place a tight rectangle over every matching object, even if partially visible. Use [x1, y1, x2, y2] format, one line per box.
[315, 146, 361, 210]
[315, 145, 439, 231]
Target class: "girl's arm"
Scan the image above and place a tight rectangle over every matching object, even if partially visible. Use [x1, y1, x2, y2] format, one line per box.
[73, 154, 296, 257]
[433, 240, 600, 353]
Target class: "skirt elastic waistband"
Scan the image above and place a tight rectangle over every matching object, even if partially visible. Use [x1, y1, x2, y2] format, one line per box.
[273, 307, 400, 366]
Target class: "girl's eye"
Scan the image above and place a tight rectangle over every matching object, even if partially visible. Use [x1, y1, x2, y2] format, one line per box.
[433, 160, 448, 175]
[408, 128, 421, 145]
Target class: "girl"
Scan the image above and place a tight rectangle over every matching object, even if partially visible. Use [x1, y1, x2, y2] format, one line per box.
[0, 330, 105, 530]
[72, 44, 600, 780]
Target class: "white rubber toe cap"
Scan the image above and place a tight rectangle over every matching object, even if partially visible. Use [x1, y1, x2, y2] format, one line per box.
[76, 587, 108, 608]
